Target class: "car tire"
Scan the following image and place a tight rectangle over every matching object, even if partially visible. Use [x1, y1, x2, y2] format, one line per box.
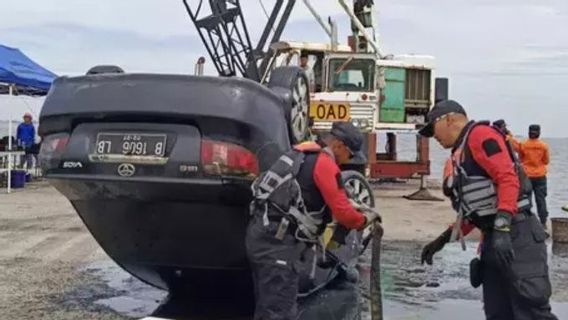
[86, 65, 125, 75]
[341, 170, 375, 208]
[267, 66, 310, 145]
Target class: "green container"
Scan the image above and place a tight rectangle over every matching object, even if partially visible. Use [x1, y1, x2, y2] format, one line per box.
[385, 67, 405, 82]
[380, 67, 406, 123]
[379, 108, 405, 123]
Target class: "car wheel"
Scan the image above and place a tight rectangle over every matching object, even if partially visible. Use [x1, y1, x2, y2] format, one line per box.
[267, 66, 310, 145]
[86, 65, 124, 75]
[341, 170, 375, 208]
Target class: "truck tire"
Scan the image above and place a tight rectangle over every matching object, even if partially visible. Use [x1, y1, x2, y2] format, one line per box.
[267, 66, 310, 145]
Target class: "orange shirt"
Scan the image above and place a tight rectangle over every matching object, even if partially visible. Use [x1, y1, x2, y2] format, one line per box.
[510, 136, 550, 178]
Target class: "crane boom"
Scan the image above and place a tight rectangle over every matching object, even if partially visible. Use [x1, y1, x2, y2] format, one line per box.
[183, 0, 297, 81]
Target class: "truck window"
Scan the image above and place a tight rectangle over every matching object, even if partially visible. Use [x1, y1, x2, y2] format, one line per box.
[328, 58, 375, 92]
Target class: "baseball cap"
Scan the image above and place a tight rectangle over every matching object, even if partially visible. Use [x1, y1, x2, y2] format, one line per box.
[529, 124, 540, 133]
[528, 124, 541, 138]
[493, 119, 506, 128]
[418, 100, 467, 138]
[330, 122, 363, 153]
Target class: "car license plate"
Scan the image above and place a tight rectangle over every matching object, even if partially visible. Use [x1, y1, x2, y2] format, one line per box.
[309, 102, 351, 121]
[95, 133, 167, 157]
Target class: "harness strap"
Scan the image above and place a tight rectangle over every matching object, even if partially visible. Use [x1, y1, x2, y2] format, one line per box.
[452, 122, 532, 215]
[254, 172, 294, 200]
[310, 246, 318, 279]
[517, 198, 531, 211]
[288, 206, 322, 238]
[251, 150, 329, 244]
[450, 212, 467, 250]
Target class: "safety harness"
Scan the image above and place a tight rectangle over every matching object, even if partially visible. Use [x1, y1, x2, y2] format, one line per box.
[250, 145, 335, 278]
[445, 122, 532, 248]
[250, 147, 328, 243]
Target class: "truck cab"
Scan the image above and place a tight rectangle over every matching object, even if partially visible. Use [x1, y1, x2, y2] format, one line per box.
[264, 42, 435, 135]
[313, 52, 378, 133]
[316, 52, 435, 132]
[263, 42, 377, 134]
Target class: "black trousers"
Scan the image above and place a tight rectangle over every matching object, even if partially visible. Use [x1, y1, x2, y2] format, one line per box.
[480, 212, 557, 320]
[529, 177, 548, 225]
[245, 216, 306, 320]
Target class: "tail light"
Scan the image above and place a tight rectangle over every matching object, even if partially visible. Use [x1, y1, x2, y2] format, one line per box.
[201, 139, 259, 178]
[38, 133, 70, 169]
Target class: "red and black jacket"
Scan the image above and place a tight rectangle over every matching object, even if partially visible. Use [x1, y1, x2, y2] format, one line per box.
[447, 121, 524, 235]
[294, 143, 365, 230]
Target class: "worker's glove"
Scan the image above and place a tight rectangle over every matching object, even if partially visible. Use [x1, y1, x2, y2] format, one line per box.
[362, 209, 382, 227]
[491, 211, 515, 271]
[349, 199, 382, 225]
[421, 228, 452, 265]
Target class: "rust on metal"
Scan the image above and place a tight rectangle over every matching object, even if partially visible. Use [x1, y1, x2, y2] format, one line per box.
[368, 133, 431, 179]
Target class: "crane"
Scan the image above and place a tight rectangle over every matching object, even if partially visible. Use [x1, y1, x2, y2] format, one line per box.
[182, 0, 298, 81]
[182, 0, 379, 79]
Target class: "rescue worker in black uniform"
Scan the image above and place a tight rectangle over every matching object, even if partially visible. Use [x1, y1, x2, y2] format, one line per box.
[246, 122, 380, 320]
[419, 100, 557, 320]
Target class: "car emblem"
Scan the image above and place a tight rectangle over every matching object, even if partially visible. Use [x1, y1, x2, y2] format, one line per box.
[117, 163, 136, 177]
[62, 161, 84, 169]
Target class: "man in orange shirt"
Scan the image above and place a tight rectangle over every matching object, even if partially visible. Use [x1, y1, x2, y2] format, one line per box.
[510, 124, 550, 229]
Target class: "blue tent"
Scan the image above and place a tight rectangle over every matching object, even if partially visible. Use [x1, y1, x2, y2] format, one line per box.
[0, 44, 57, 94]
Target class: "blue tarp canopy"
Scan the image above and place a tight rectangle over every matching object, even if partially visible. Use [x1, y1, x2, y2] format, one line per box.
[0, 44, 57, 95]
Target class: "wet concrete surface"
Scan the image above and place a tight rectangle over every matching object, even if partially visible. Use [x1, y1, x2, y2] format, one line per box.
[76, 260, 363, 319]
[2, 182, 567, 319]
[359, 240, 568, 319]
[71, 261, 166, 318]
[70, 240, 568, 319]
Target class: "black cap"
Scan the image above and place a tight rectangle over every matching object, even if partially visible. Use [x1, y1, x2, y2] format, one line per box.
[330, 122, 363, 153]
[493, 119, 506, 128]
[529, 124, 541, 138]
[418, 100, 467, 138]
[529, 124, 540, 133]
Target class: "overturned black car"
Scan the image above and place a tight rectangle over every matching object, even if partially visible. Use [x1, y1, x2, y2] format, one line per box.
[38, 66, 375, 311]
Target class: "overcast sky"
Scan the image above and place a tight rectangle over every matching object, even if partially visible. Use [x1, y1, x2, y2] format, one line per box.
[1, 0, 567, 136]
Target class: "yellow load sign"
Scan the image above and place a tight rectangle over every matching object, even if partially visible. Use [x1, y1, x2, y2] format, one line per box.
[309, 102, 351, 121]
